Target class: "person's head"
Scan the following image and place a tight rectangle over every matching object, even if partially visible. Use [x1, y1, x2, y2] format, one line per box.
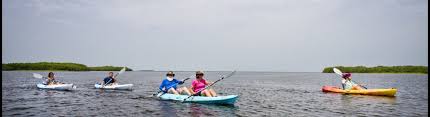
[108, 72, 114, 77]
[196, 71, 204, 79]
[166, 71, 175, 78]
[48, 72, 54, 78]
[342, 72, 351, 79]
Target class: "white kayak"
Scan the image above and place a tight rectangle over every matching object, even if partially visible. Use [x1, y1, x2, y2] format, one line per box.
[36, 84, 77, 91]
[94, 83, 133, 90]
[158, 93, 238, 105]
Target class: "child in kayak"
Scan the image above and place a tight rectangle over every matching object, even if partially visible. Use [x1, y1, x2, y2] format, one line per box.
[102, 72, 116, 85]
[189, 71, 217, 97]
[159, 71, 191, 95]
[45, 72, 63, 85]
[341, 72, 363, 90]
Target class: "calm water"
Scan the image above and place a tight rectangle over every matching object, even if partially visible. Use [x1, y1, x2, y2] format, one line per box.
[2, 71, 428, 116]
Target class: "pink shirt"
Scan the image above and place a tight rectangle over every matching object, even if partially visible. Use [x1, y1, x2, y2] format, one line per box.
[192, 79, 207, 92]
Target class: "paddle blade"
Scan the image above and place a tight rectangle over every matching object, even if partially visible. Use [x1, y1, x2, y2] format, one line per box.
[224, 70, 237, 78]
[32, 73, 43, 79]
[333, 68, 343, 76]
[118, 67, 126, 75]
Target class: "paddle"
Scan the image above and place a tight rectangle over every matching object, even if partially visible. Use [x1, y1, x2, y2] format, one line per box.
[182, 71, 236, 102]
[102, 67, 126, 87]
[333, 68, 367, 89]
[33, 73, 44, 79]
[154, 77, 191, 97]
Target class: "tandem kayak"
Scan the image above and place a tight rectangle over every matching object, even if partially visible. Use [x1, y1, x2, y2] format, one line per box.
[157, 93, 238, 105]
[36, 84, 77, 91]
[94, 83, 133, 90]
[322, 86, 397, 97]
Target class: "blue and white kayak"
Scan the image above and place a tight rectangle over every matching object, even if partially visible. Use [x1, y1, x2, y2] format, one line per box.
[158, 93, 238, 105]
[94, 83, 133, 90]
[36, 84, 77, 91]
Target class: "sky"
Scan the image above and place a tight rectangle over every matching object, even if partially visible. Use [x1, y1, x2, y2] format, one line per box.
[2, 0, 428, 72]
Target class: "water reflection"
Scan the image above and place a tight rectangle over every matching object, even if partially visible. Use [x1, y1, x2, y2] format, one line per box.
[158, 101, 179, 117]
[340, 94, 397, 105]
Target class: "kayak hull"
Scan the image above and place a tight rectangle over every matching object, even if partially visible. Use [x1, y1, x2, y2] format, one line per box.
[94, 84, 133, 90]
[37, 84, 76, 91]
[322, 86, 397, 97]
[158, 93, 238, 105]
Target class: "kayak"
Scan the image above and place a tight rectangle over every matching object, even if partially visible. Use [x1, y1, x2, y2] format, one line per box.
[322, 86, 397, 97]
[36, 84, 77, 91]
[158, 93, 238, 105]
[94, 83, 133, 90]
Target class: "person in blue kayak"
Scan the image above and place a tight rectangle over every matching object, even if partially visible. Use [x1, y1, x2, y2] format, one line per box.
[44, 72, 63, 85]
[102, 72, 116, 85]
[159, 71, 191, 95]
[341, 72, 363, 90]
[189, 71, 217, 97]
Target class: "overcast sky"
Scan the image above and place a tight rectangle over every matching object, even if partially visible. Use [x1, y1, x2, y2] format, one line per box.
[2, 0, 428, 72]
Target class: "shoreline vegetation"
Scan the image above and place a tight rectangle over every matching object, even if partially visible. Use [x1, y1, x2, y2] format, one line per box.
[2, 62, 132, 71]
[323, 66, 428, 74]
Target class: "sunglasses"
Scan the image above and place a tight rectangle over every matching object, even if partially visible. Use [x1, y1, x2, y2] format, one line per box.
[167, 74, 175, 76]
[196, 74, 204, 76]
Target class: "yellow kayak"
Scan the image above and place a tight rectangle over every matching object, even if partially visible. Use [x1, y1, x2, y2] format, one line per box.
[322, 86, 397, 97]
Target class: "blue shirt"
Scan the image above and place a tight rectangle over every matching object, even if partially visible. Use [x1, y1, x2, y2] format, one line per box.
[159, 79, 183, 92]
[103, 77, 115, 85]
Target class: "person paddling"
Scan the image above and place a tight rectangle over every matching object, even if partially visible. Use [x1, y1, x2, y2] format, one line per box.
[341, 72, 364, 90]
[45, 72, 63, 85]
[189, 71, 217, 97]
[102, 72, 116, 85]
[159, 71, 191, 95]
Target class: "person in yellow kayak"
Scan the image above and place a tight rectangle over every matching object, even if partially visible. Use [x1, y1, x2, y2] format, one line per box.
[159, 71, 192, 95]
[45, 72, 64, 85]
[341, 72, 363, 90]
[188, 71, 217, 97]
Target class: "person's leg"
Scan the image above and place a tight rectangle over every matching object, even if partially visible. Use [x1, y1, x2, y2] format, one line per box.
[352, 85, 363, 90]
[168, 88, 179, 95]
[188, 87, 195, 95]
[181, 87, 192, 96]
[208, 89, 217, 97]
[202, 90, 212, 97]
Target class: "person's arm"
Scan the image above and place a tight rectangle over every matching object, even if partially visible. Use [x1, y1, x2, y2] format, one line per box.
[159, 80, 166, 92]
[341, 79, 346, 90]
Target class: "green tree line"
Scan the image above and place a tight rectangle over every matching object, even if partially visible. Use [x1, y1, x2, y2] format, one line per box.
[323, 66, 427, 74]
[2, 62, 132, 71]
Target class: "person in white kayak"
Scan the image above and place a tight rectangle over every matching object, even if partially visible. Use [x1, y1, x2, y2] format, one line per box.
[44, 72, 63, 85]
[159, 71, 191, 95]
[102, 72, 116, 85]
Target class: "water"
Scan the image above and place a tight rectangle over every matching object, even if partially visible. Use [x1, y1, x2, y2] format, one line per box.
[2, 71, 428, 116]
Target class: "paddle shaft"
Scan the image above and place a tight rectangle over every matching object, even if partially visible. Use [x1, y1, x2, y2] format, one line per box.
[182, 71, 236, 102]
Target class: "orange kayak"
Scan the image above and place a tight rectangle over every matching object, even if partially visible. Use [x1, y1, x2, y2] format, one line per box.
[322, 86, 397, 97]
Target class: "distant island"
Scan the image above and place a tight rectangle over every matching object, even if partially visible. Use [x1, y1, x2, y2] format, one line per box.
[323, 66, 427, 74]
[2, 62, 133, 71]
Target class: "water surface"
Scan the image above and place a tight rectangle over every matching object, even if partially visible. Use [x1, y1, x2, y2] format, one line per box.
[2, 71, 428, 116]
